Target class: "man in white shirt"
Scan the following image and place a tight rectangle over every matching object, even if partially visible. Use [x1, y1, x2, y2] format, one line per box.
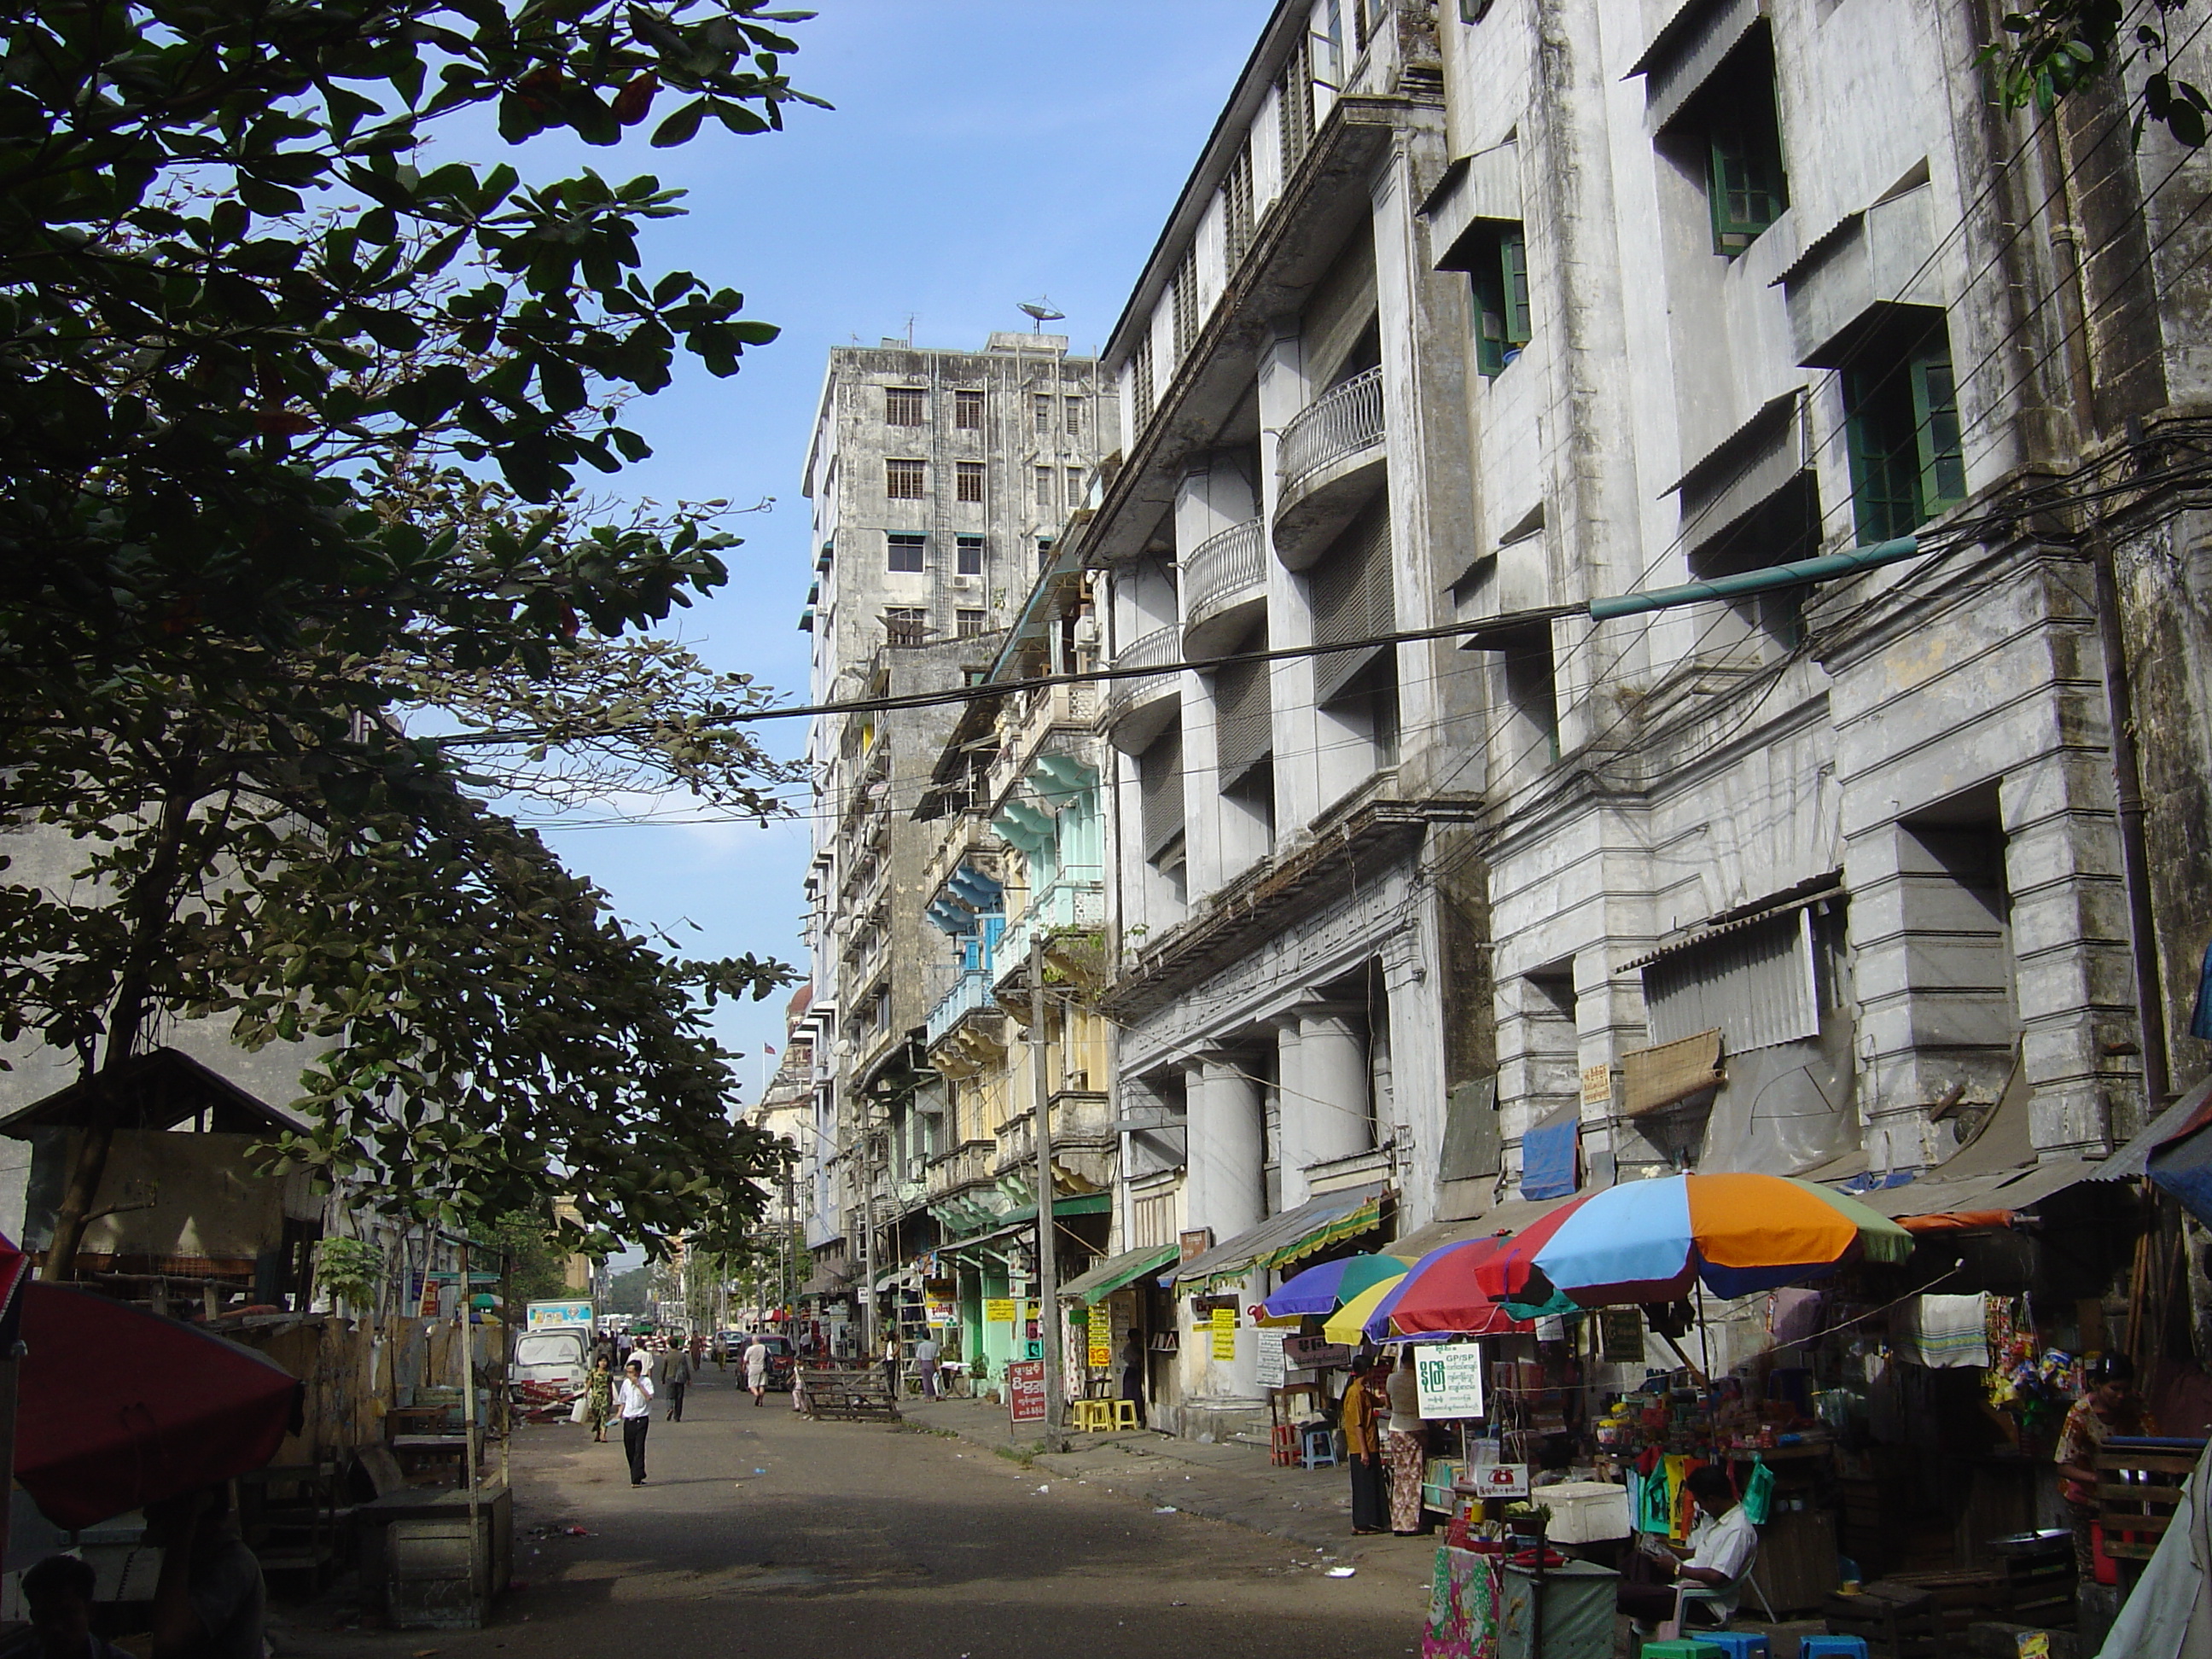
[617, 1358, 656, 1486]
[912, 1334, 941, 1400]
[1615, 1465, 1758, 1630]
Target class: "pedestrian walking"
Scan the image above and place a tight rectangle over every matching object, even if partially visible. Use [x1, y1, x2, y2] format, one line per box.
[1121, 1332, 1146, 1427]
[882, 1332, 901, 1399]
[790, 1361, 812, 1417]
[664, 1342, 694, 1421]
[1382, 1348, 1429, 1534]
[744, 1335, 771, 1406]
[1340, 1356, 1387, 1534]
[585, 1355, 614, 1442]
[913, 1332, 941, 1400]
[617, 1357, 655, 1485]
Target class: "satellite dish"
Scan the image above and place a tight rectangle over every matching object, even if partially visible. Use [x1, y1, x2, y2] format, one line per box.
[1017, 298, 1066, 331]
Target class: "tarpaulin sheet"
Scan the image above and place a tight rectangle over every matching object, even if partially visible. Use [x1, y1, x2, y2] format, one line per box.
[1520, 1109, 1579, 1201]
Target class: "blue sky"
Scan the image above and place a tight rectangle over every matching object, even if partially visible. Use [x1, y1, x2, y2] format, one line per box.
[517, 3, 1276, 1105]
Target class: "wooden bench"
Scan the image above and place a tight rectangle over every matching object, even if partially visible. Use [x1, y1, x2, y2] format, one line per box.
[800, 1368, 902, 1423]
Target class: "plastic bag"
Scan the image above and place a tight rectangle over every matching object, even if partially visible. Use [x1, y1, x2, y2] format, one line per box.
[570, 1393, 590, 1425]
[1742, 1455, 1774, 1525]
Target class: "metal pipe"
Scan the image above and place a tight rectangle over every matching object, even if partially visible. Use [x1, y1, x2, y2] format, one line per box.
[1586, 536, 1921, 620]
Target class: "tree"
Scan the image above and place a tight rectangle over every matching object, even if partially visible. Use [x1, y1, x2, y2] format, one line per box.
[0, 0, 824, 1274]
[1982, 2, 2209, 147]
[605, 1263, 654, 1313]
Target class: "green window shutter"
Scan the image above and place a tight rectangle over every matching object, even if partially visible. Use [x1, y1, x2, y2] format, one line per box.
[1708, 116, 1789, 256]
[1910, 351, 1966, 514]
[1844, 369, 1918, 544]
[1501, 229, 1531, 347]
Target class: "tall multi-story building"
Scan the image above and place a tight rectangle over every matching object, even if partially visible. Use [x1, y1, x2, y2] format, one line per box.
[798, 334, 1102, 1348]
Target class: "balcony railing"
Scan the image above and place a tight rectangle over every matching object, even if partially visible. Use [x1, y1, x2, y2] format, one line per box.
[1181, 516, 1266, 653]
[925, 966, 996, 1045]
[996, 868, 1105, 975]
[1278, 364, 1384, 491]
[926, 1138, 997, 1202]
[1101, 626, 1181, 732]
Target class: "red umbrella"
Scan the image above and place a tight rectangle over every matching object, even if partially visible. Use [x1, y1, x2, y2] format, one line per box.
[1382, 1236, 1528, 1336]
[1472, 1195, 1592, 1315]
[16, 1283, 303, 1529]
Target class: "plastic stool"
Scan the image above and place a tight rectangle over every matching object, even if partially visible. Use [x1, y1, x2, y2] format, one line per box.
[1639, 1643, 1722, 1659]
[1072, 1400, 1111, 1431]
[1299, 1426, 1338, 1470]
[1111, 1400, 1140, 1430]
[1797, 1640, 1870, 1659]
[1697, 1636, 1770, 1659]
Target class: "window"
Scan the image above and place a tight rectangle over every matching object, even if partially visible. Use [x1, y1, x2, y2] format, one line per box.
[956, 534, 984, 575]
[1033, 466, 1055, 510]
[1132, 332, 1155, 427]
[888, 533, 926, 573]
[884, 607, 928, 646]
[1172, 242, 1201, 361]
[1063, 396, 1084, 438]
[957, 462, 986, 504]
[1138, 727, 1185, 866]
[886, 458, 926, 499]
[1685, 26, 1789, 256]
[884, 387, 925, 426]
[1067, 468, 1085, 507]
[956, 608, 989, 638]
[1277, 31, 1314, 178]
[1037, 536, 1055, 569]
[1843, 322, 1965, 543]
[1224, 143, 1255, 270]
[954, 389, 985, 430]
[1033, 394, 1054, 436]
[1453, 220, 1530, 378]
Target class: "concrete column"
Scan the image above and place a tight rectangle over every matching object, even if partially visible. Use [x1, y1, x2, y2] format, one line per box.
[1190, 1058, 1266, 1243]
[1272, 1016, 1309, 1211]
[1258, 321, 1318, 831]
[1295, 1004, 1372, 1173]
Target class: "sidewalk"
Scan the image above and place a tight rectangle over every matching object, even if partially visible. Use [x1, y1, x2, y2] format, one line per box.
[895, 1393, 1437, 1582]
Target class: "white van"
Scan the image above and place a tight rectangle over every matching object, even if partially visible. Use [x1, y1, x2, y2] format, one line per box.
[512, 1326, 591, 1392]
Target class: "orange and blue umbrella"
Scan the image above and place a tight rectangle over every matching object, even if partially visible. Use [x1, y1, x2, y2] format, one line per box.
[1523, 1173, 1912, 1307]
[1369, 1235, 1531, 1340]
[1253, 1253, 1410, 1321]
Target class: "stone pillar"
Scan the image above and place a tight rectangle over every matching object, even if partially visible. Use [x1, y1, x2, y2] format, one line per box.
[1190, 1057, 1266, 1243]
[1295, 1004, 1372, 1177]
[1272, 1016, 1310, 1213]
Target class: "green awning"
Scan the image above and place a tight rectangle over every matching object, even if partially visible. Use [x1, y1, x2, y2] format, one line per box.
[1057, 1242, 1179, 1305]
[1168, 1183, 1388, 1289]
[998, 1190, 1114, 1225]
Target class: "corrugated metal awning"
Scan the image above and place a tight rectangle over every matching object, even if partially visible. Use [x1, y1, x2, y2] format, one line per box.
[1615, 884, 1845, 975]
[1057, 1242, 1179, 1305]
[1166, 1183, 1388, 1289]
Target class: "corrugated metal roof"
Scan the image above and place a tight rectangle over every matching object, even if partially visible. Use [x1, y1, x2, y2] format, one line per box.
[1615, 885, 1845, 975]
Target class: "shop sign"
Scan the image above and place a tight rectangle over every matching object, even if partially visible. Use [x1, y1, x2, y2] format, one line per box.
[1580, 1063, 1613, 1107]
[526, 1299, 593, 1330]
[1179, 1227, 1213, 1261]
[985, 1297, 1017, 1324]
[1284, 1336, 1352, 1371]
[1006, 1359, 1046, 1425]
[1209, 1306, 1237, 1360]
[1412, 1342, 1487, 1419]
[1254, 1328, 1286, 1388]
[926, 1300, 955, 1327]
[1086, 1306, 1114, 1368]
[1470, 1462, 1528, 1499]
[1598, 1307, 1643, 1364]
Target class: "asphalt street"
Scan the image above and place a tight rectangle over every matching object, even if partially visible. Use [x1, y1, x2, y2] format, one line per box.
[292, 1368, 1430, 1659]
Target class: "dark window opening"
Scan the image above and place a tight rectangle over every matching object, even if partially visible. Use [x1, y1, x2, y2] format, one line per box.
[1444, 219, 1531, 379]
[1138, 728, 1186, 870]
[1844, 316, 1965, 543]
[1686, 469, 1821, 650]
[888, 533, 926, 573]
[954, 389, 985, 430]
[957, 462, 986, 503]
[956, 608, 989, 638]
[957, 534, 984, 575]
[887, 458, 926, 499]
[885, 387, 925, 426]
[1669, 23, 1789, 257]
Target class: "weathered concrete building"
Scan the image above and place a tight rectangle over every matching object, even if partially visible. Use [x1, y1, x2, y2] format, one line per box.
[1086, 0, 1487, 1439]
[797, 335, 1102, 1337]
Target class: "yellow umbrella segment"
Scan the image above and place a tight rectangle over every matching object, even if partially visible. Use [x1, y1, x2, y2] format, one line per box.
[1321, 1272, 1406, 1347]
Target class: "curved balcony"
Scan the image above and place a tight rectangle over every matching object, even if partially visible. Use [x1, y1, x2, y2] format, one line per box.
[1101, 626, 1182, 754]
[1179, 517, 1266, 660]
[1273, 364, 1388, 570]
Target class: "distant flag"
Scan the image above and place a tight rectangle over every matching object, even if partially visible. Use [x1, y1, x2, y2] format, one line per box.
[764, 1044, 777, 1055]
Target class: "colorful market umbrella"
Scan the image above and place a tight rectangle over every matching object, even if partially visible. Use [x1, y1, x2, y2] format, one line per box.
[1472, 1196, 1592, 1318]
[16, 1283, 303, 1529]
[1526, 1173, 1912, 1307]
[1377, 1236, 1532, 1339]
[1323, 1276, 1402, 1347]
[1253, 1254, 1410, 1322]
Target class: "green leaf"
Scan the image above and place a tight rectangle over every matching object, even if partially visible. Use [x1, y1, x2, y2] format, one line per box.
[651, 97, 707, 147]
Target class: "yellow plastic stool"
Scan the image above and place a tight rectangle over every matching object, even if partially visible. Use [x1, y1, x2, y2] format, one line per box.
[1072, 1399, 1111, 1431]
[1111, 1400, 1140, 1429]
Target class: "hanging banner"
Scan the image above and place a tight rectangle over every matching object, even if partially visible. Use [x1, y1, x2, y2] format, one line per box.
[985, 1297, 1017, 1324]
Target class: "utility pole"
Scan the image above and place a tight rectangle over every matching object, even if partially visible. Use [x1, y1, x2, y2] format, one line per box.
[1029, 931, 1065, 1447]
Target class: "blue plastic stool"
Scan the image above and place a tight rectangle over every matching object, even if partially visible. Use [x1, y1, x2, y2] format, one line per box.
[1698, 1635, 1771, 1659]
[1299, 1426, 1338, 1469]
[1798, 1639, 1870, 1659]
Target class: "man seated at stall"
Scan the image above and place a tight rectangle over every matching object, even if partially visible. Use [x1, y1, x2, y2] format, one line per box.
[1615, 1465, 1758, 1633]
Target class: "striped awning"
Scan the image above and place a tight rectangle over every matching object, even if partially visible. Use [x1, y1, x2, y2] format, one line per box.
[1166, 1183, 1388, 1289]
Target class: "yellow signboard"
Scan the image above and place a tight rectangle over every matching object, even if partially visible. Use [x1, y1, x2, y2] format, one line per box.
[1210, 1305, 1237, 1360]
[985, 1298, 1016, 1324]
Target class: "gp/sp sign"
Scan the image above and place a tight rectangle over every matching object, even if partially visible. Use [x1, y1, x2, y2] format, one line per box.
[1412, 1342, 1487, 1419]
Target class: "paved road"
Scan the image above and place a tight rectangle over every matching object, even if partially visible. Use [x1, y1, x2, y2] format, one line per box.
[329, 1369, 1429, 1659]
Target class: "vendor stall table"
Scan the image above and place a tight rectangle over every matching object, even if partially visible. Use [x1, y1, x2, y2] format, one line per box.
[356, 1481, 512, 1631]
[1497, 1557, 1615, 1659]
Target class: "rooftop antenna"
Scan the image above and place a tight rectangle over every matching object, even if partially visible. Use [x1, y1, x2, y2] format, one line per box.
[1018, 298, 1066, 335]
[903, 312, 917, 346]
